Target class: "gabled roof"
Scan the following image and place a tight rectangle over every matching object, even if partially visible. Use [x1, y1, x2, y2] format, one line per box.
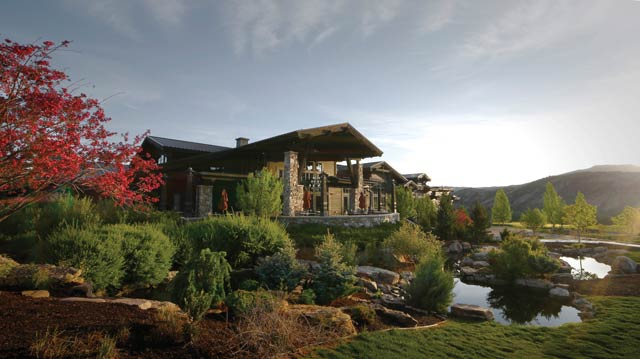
[402, 172, 431, 183]
[143, 136, 230, 153]
[163, 122, 383, 171]
[337, 160, 407, 184]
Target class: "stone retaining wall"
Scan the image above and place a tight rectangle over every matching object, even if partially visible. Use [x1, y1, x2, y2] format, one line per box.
[278, 212, 399, 228]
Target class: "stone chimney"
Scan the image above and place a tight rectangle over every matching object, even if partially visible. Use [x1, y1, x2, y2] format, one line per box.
[235, 137, 249, 148]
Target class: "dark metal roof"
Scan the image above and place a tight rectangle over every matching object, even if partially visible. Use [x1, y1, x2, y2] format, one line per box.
[144, 136, 230, 153]
[402, 173, 432, 183]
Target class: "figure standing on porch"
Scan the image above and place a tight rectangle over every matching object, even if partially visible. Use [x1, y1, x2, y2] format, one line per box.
[359, 192, 367, 214]
[303, 188, 312, 213]
[218, 189, 229, 213]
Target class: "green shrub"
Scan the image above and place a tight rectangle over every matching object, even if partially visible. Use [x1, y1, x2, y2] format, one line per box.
[0, 204, 39, 236]
[172, 249, 231, 320]
[238, 279, 261, 291]
[490, 235, 559, 280]
[406, 254, 454, 313]
[99, 224, 175, 287]
[36, 194, 101, 238]
[255, 246, 306, 291]
[298, 289, 316, 304]
[186, 215, 293, 268]
[381, 223, 440, 265]
[236, 168, 283, 217]
[0, 231, 39, 263]
[225, 289, 279, 316]
[415, 197, 437, 232]
[286, 223, 399, 249]
[45, 225, 125, 291]
[311, 232, 357, 305]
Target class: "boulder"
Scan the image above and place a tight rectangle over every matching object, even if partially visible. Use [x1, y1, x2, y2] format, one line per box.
[514, 278, 553, 290]
[573, 297, 593, 311]
[460, 257, 474, 267]
[462, 242, 472, 251]
[549, 287, 570, 298]
[380, 293, 405, 309]
[357, 277, 378, 293]
[447, 241, 464, 254]
[606, 249, 629, 257]
[472, 261, 490, 269]
[611, 256, 637, 274]
[21, 290, 49, 298]
[374, 305, 418, 327]
[460, 266, 478, 277]
[593, 246, 607, 254]
[356, 266, 400, 285]
[287, 304, 357, 336]
[450, 304, 494, 321]
[400, 271, 415, 283]
[60, 297, 107, 303]
[112, 298, 153, 310]
[550, 273, 574, 284]
[70, 283, 94, 298]
[0, 263, 84, 290]
[472, 251, 492, 261]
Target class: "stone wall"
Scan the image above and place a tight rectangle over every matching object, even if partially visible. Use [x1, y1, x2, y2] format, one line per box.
[278, 213, 400, 228]
[195, 185, 213, 217]
[283, 151, 304, 216]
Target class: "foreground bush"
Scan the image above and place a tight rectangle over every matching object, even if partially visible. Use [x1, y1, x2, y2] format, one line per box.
[406, 253, 454, 313]
[36, 194, 101, 238]
[45, 225, 125, 291]
[186, 215, 293, 268]
[311, 232, 357, 305]
[255, 246, 306, 291]
[381, 223, 441, 265]
[172, 249, 231, 320]
[99, 224, 174, 287]
[490, 236, 559, 281]
[285, 223, 399, 249]
[225, 289, 279, 316]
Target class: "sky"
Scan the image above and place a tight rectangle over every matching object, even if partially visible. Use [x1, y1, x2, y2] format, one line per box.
[2, 0, 640, 187]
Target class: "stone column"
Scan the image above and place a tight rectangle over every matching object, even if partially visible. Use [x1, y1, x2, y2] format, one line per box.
[320, 173, 328, 216]
[196, 185, 213, 217]
[349, 161, 363, 213]
[283, 151, 303, 216]
[391, 179, 397, 213]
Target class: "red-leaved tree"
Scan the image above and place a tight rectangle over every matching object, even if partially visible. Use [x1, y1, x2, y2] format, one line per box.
[0, 39, 162, 221]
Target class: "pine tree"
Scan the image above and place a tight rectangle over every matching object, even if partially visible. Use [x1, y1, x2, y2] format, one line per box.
[236, 168, 283, 217]
[469, 201, 490, 243]
[491, 189, 512, 225]
[434, 194, 455, 241]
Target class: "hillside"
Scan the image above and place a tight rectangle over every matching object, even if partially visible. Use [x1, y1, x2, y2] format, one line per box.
[455, 165, 640, 222]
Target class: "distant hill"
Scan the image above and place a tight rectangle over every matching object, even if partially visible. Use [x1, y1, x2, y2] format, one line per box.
[455, 165, 640, 223]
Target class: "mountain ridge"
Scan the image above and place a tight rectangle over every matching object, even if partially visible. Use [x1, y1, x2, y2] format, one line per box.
[454, 165, 640, 222]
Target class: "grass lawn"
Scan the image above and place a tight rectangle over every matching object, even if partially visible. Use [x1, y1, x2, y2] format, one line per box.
[310, 296, 640, 359]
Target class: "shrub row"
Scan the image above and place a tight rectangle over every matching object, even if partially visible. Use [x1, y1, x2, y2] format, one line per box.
[44, 223, 174, 291]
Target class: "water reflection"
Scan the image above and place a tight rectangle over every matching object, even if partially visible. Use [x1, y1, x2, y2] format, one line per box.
[560, 256, 611, 279]
[452, 280, 581, 326]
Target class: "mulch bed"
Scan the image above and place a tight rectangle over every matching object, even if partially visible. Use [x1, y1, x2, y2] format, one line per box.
[571, 274, 640, 297]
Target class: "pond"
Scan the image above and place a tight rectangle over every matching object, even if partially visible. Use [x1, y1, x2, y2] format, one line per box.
[451, 280, 581, 326]
[560, 256, 611, 279]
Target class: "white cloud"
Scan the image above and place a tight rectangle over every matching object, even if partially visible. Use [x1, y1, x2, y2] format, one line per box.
[461, 0, 610, 60]
[223, 0, 410, 55]
[418, 0, 457, 33]
[65, 0, 188, 40]
[224, 0, 345, 55]
[143, 0, 187, 25]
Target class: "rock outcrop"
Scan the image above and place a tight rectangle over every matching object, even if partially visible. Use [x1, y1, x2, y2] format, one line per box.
[450, 304, 494, 321]
[356, 266, 400, 285]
